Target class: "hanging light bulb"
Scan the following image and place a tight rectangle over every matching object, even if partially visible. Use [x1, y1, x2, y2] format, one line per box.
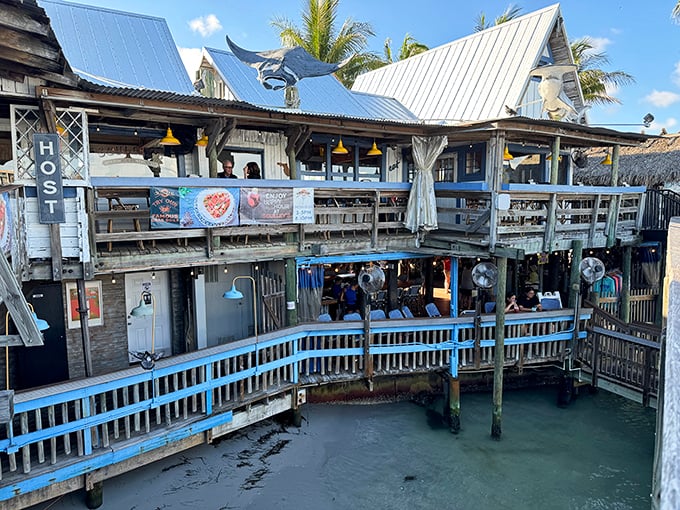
[111, 274, 116, 284]
[332, 137, 349, 154]
[160, 127, 181, 146]
[367, 140, 382, 156]
[151, 271, 156, 280]
[223, 266, 229, 274]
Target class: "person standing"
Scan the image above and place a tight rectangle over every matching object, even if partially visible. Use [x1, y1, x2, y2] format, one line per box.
[218, 159, 237, 179]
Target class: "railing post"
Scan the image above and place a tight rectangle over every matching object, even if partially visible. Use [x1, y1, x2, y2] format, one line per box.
[642, 345, 652, 408]
[569, 240, 583, 308]
[622, 246, 632, 323]
[591, 330, 600, 389]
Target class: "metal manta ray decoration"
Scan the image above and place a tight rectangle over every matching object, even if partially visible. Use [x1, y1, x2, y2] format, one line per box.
[226, 35, 348, 92]
[530, 64, 579, 121]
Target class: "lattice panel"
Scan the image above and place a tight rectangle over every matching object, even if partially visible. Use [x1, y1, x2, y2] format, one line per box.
[10, 106, 89, 183]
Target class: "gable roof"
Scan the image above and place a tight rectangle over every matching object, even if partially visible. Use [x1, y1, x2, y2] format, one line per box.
[39, 0, 194, 94]
[352, 3, 581, 123]
[203, 47, 418, 122]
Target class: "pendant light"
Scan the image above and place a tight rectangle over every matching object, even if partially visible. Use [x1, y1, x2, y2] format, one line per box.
[600, 150, 612, 165]
[367, 140, 382, 156]
[196, 131, 209, 147]
[160, 127, 181, 146]
[332, 137, 349, 154]
[503, 146, 514, 160]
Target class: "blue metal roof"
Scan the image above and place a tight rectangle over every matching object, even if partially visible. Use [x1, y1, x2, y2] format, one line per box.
[204, 47, 417, 122]
[39, 0, 194, 94]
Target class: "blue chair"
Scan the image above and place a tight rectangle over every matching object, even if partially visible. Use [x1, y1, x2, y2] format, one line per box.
[343, 312, 362, 321]
[318, 313, 332, 322]
[484, 302, 496, 313]
[388, 309, 404, 319]
[369, 309, 386, 320]
[401, 305, 414, 318]
[425, 302, 441, 317]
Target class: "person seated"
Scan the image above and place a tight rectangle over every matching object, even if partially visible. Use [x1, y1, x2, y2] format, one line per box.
[518, 287, 542, 312]
[505, 292, 521, 313]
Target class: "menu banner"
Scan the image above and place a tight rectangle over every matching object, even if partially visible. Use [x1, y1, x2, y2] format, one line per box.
[150, 187, 180, 229]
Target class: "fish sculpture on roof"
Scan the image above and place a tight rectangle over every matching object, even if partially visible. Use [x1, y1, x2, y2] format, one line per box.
[226, 36, 349, 91]
[530, 64, 579, 121]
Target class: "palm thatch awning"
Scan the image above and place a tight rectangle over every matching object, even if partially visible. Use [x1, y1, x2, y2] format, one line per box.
[574, 134, 680, 186]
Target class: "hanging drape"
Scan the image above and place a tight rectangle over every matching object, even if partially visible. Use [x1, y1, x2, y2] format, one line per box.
[297, 265, 325, 322]
[640, 245, 661, 288]
[404, 135, 449, 246]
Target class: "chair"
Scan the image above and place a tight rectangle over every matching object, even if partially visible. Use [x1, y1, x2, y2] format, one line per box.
[425, 302, 441, 317]
[369, 309, 386, 320]
[484, 302, 496, 313]
[318, 313, 332, 322]
[401, 305, 414, 318]
[388, 309, 404, 319]
[343, 312, 362, 321]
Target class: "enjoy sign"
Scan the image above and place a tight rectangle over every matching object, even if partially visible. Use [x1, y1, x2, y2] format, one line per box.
[33, 134, 65, 223]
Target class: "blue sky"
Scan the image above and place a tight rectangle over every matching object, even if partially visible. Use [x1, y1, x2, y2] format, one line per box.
[64, 1, 679, 134]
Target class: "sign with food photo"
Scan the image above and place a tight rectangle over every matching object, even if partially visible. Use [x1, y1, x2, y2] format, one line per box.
[239, 187, 293, 225]
[178, 187, 240, 228]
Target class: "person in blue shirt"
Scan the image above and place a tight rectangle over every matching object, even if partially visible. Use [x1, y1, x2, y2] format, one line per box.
[342, 281, 359, 314]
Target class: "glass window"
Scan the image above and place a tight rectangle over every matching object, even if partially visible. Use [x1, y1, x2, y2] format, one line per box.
[435, 155, 457, 182]
[220, 149, 264, 179]
[465, 150, 482, 175]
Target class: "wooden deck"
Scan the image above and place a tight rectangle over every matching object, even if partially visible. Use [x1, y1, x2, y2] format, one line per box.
[0, 309, 592, 508]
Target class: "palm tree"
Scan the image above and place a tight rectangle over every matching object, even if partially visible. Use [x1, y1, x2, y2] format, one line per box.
[474, 4, 523, 32]
[570, 37, 635, 105]
[383, 34, 429, 64]
[674, 2, 680, 22]
[271, 0, 380, 87]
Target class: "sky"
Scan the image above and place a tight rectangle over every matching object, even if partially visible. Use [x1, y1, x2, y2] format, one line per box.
[59, 0, 680, 134]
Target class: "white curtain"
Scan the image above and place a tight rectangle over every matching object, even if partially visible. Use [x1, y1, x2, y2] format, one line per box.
[404, 135, 449, 246]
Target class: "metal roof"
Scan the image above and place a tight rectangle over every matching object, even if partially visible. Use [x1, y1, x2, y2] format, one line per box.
[352, 3, 567, 123]
[38, 0, 194, 94]
[203, 47, 418, 122]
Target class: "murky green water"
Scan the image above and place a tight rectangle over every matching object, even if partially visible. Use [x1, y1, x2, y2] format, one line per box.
[35, 386, 656, 509]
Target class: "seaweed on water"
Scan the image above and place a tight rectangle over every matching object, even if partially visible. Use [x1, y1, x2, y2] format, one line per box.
[259, 439, 291, 461]
[161, 456, 192, 472]
[242, 467, 269, 490]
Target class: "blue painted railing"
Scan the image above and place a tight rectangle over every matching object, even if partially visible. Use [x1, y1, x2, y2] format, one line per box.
[0, 308, 590, 502]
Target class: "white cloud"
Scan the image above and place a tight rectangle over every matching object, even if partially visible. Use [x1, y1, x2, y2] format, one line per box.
[586, 36, 611, 53]
[189, 14, 222, 37]
[644, 90, 680, 108]
[178, 47, 203, 80]
[673, 61, 680, 87]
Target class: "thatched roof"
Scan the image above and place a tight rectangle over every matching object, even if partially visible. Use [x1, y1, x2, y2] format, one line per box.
[573, 133, 680, 186]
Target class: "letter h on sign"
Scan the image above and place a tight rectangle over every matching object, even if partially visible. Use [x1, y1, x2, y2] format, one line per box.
[33, 134, 65, 224]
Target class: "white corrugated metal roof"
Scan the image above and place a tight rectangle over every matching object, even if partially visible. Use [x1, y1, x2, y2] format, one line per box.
[352, 3, 570, 123]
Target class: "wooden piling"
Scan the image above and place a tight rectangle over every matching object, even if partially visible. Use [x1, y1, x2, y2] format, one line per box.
[622, 246, 632, 323]
[491, 256, 507, 440]
[448, 375, 461, 434]
[85, 481, 103, 509]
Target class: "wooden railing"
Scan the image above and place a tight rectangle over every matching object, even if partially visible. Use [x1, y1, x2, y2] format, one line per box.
[0, 308, 588, 503]
[577, 304, 661, 407]
[435, 183, 646, 252]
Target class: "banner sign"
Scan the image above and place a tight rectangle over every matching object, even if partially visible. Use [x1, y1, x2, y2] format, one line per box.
[148, 187, 313, 228]
[33, 133, 65, 224]
[179, 187, 240, 227]
[0, 193, 12, 255]
[150, 187, 180, 229]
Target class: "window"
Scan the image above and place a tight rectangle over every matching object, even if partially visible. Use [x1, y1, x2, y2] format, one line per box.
[220, 148, 264, 179]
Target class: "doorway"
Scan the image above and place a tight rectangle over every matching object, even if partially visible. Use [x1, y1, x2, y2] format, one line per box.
[14, 283, 68, 389]
[125, 271, 172, 362]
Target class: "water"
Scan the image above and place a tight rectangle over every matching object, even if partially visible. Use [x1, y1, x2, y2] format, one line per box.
[34, 387, 656, 510]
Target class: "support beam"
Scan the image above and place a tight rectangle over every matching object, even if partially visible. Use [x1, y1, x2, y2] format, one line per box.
[491, 256, 507, 440]
[569, 240, 583, 308]
[550, 136, 560, 185]
[285, 258, 298, 327]
[621, 246, 632, 323]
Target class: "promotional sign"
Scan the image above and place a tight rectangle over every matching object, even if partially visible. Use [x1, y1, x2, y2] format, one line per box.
[179, 187, 240, 227]
[0, 193, 13, 255]
[293, 188, 315, 224]
[150, 187, 180, 229]
[33, 133, 65, 223]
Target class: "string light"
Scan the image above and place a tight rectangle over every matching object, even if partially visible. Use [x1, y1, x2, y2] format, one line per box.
[151, 271, 156, 280]
[111, 274, 116, 284]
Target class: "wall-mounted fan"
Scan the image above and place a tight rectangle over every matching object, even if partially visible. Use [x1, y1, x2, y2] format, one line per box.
[579, 257, 605, 284]
[571, 150, 588, 169]
[471, 262, 498, 289]
[358, 265, 385, 294]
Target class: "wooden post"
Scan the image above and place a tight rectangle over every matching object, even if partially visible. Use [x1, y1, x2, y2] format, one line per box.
[363, 301, 373, 391]
[77, 279, 93, 377]
[491, 256, 507, 440]
[569, 240, 583, 308]
[610, 144, 620, 186]
[621, 246, 632, 323]
[85, 481, 103, 509]
[208, 146, 218, 178]
[284, 258, 298, 327]
[448, 374, 461, 434]
[550, 136, 560, 185]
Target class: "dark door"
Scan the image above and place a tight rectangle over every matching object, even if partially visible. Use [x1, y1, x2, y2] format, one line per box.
[14, 283, 68, 389]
